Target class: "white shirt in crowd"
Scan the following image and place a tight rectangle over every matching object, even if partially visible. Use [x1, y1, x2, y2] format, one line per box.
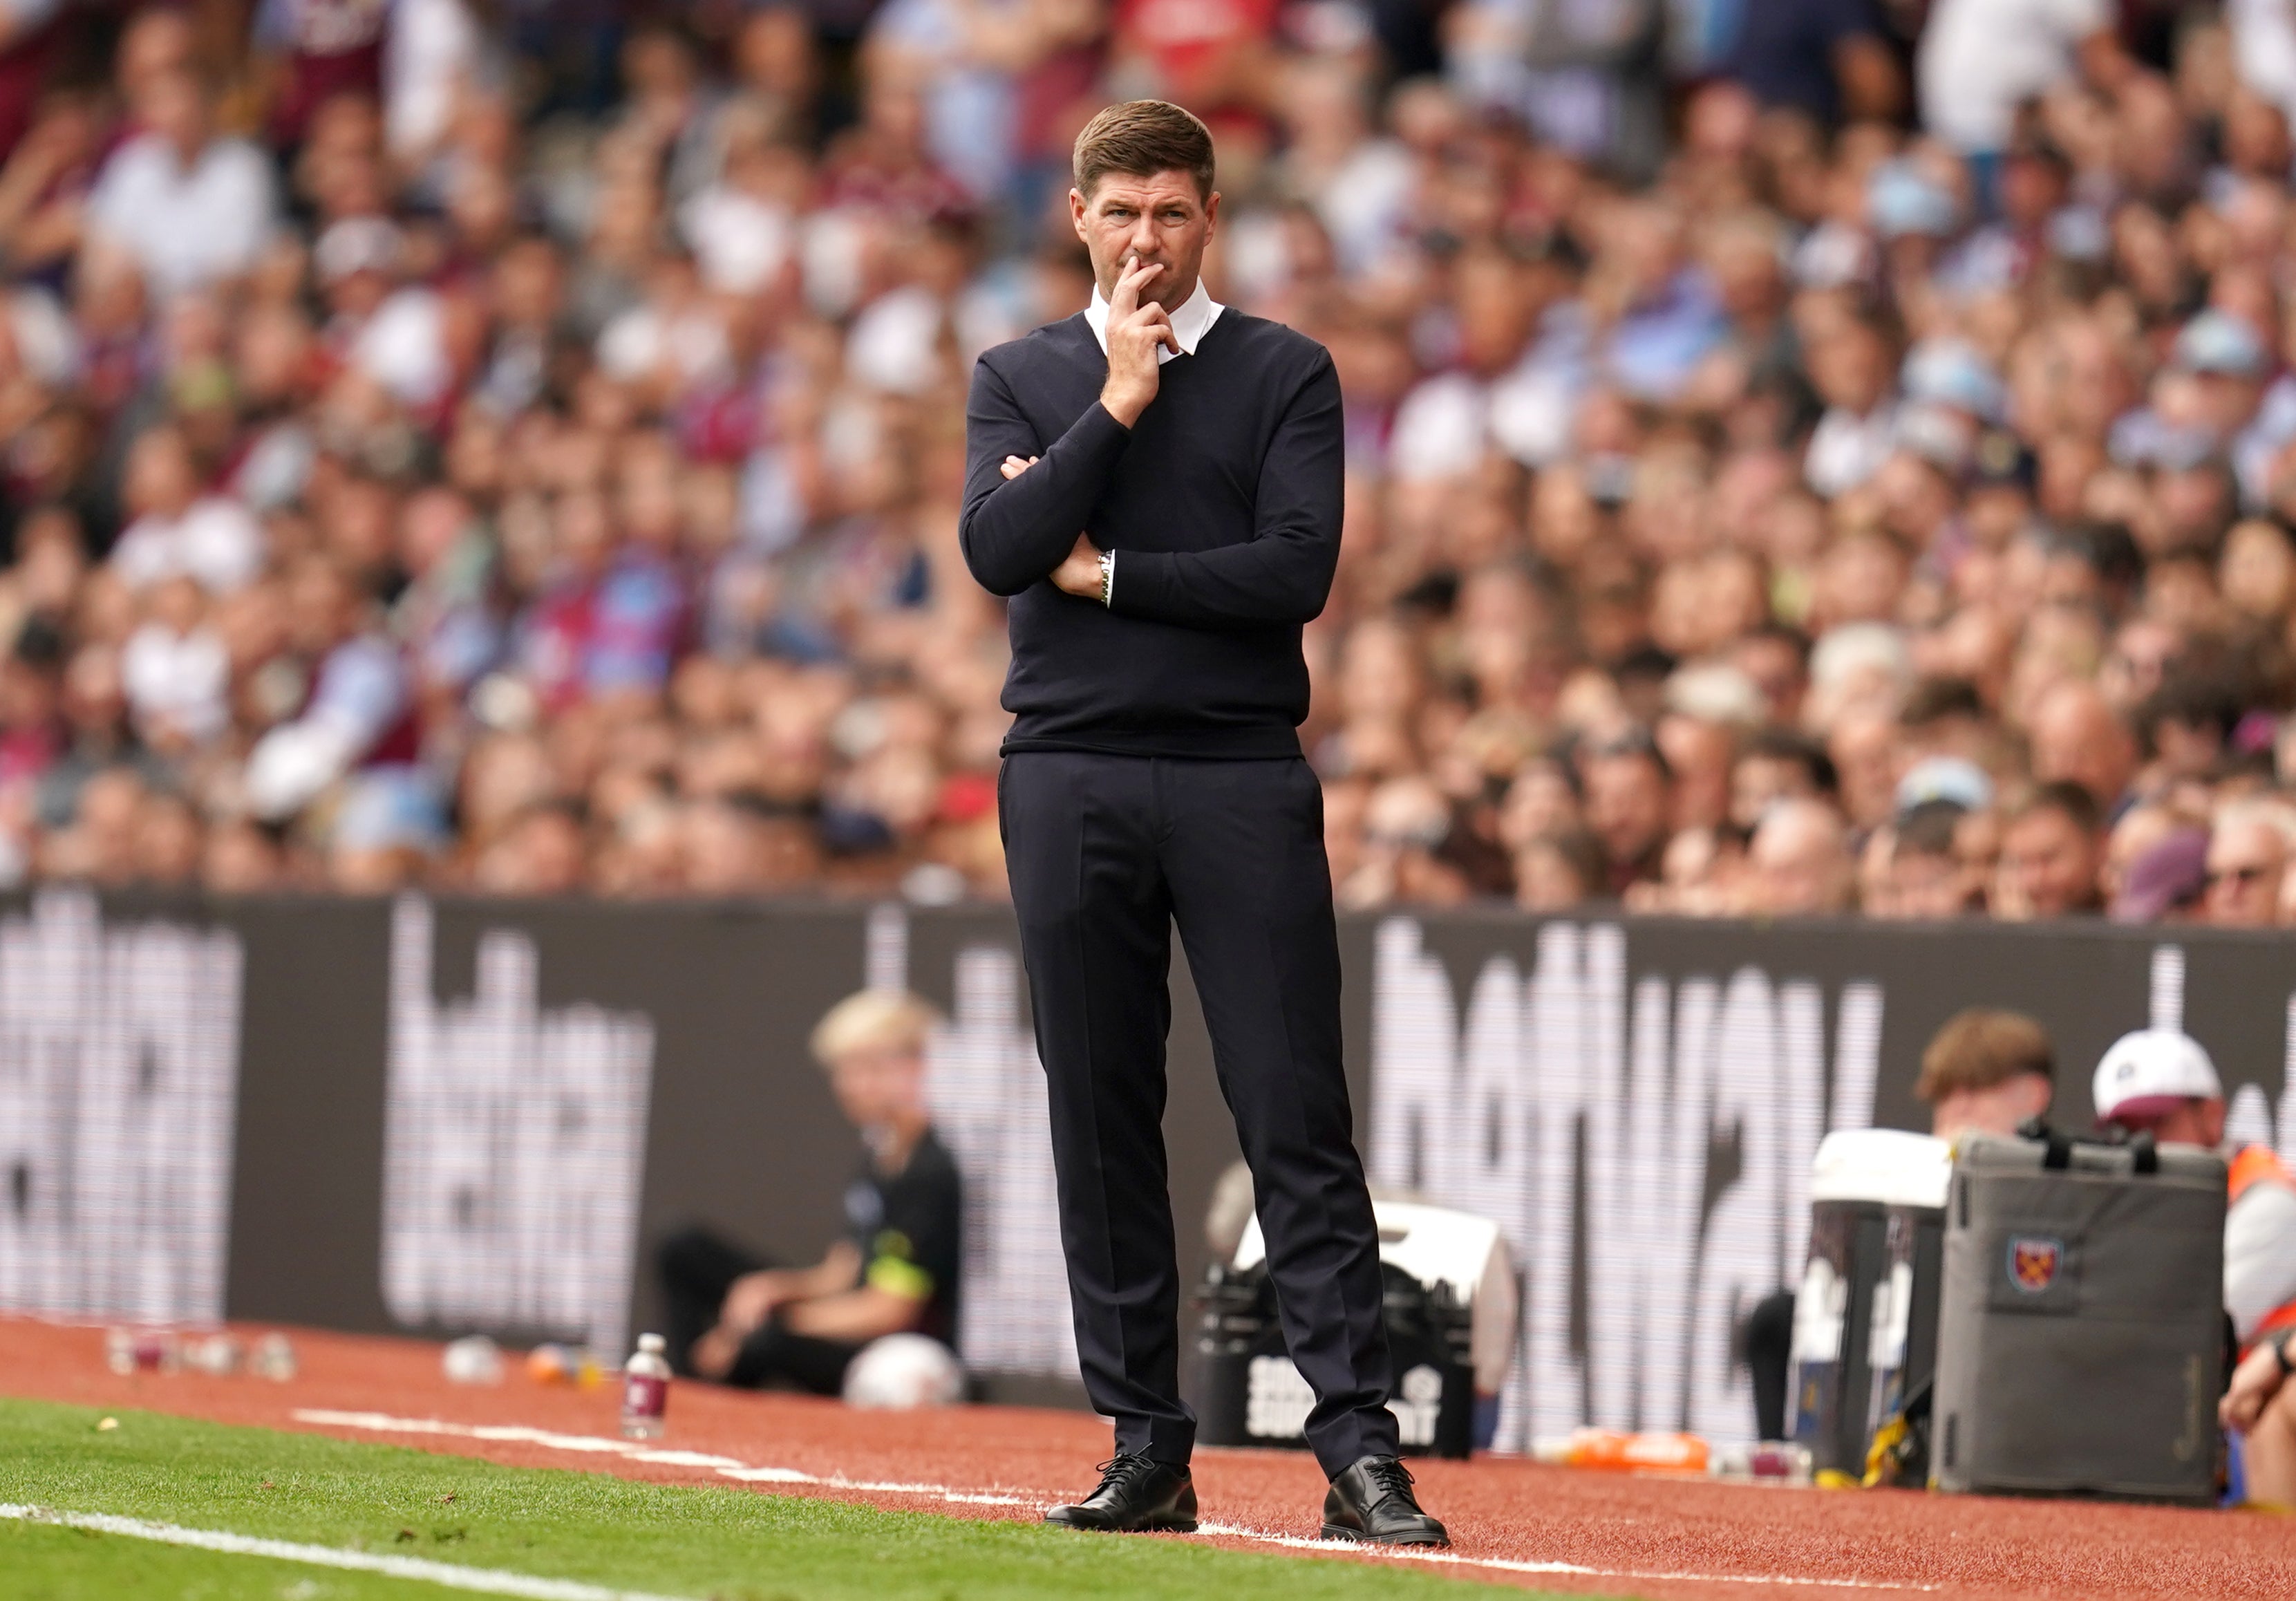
[2231, 0, 2296, 129]
[386, 0, 484, 160]
[597, 299, 733, 388]
[680, 186, 797, 295]
[111, 496, 265, 594]
[86, 132, 278, 297]
[354, 286, 454, 406]
[1805, 400, 1902, 499]
[121, 624, 232, 746]
[1916, 0, 2109, 156]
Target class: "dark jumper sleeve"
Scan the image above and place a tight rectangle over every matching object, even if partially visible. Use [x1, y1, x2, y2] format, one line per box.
[1103, 352, 1344, 630]
[959, 353, 1133, 597]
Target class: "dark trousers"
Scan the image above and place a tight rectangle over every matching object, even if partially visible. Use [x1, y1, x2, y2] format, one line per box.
[1000, 750, 1398, 1477]
[655, 1226, 863, 1396]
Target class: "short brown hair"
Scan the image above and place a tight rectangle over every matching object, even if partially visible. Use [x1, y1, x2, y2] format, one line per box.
[2009, 780, 2100, 836]
[1915, 1008, 2055, 1103]
[1072, 100, 1215, 202]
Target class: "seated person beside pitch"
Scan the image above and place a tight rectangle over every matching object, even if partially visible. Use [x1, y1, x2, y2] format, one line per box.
[657, 989, 961, 1394]
[2222, 1325, 2296, 1509]
[2091, 1028, 2296, 1506]
[1746, 1007, 2056, 1439]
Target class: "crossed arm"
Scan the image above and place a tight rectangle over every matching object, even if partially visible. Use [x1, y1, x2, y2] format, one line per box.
[956, 350, 1345, 630]
[958, 358, 1131, 597]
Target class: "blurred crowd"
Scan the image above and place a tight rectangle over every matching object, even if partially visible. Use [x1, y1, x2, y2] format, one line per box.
[10, 1, 2296, 922]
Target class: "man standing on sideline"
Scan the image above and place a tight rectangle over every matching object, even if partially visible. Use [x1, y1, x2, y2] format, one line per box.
[959, 100, 1447, 1547]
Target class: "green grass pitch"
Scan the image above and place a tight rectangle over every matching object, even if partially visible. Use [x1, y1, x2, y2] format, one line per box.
[0, 1398, 1547, 1600]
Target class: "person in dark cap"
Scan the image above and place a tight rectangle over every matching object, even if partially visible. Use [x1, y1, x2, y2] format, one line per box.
[1877, 797, 1980, 919]
[2107, 827, 2209, 924]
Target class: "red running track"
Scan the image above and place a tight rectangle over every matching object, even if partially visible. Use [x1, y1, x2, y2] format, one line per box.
[2, 1318, 2289, 1600]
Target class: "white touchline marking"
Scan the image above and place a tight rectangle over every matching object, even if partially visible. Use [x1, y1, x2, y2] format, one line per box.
[0, 1504, 690, 1601]
[1197, 1524, 1944, 1591]
[290, 1410, 1941, 1594]
[623, 1450, 747, 1470]
[294, 1412, 1048, 1510]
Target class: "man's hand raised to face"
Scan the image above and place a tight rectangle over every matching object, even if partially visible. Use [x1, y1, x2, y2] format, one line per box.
[1100, 254, 1178, 429]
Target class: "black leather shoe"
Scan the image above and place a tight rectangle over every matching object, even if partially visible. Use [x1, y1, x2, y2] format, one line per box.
[1044, 1454, 1198, 1533]
[1321, 1454, 1449, 1546]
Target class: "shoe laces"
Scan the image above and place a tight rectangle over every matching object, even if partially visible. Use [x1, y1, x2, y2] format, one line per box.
[1362, 1457, 1415, 1504]
[1090, 1454, 1163, 1499]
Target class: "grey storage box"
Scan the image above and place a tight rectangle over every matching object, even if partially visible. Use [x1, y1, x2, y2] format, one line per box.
[1933, 1130, 2226, 1503]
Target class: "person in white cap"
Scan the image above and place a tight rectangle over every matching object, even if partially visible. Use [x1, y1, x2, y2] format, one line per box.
[2093, 1028, 2296, 1505]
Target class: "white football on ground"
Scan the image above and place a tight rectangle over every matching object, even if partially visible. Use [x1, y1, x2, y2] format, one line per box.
[842, 1333, 965, 1411]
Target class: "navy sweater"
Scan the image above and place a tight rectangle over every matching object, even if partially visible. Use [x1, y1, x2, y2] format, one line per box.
[959, 308, 1343, 758]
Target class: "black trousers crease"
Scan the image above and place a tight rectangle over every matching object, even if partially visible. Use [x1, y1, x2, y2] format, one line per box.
[1000, 749, 1398, 1476]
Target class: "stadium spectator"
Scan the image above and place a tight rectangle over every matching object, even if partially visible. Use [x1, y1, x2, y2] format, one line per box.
[1915, 0, 2120, 168]
[2202, 803, 2296, 928]
[1874, 798, 1979, 919]
[110, 427, 265, 596]
[2026, 682, 2139, 816]
[1718, 0, 1901, 129]
[2108, 825, 2210, 924]
[1513, 825, 1605, 912]
[1728, 728, 1836, 834]
[1745, 796, 1854, 915]
[659, 988, 961, 1395]
[2092, 1031, 2296, 1415]
[1993, 783, 2104, 921]
[84, 66, 276, 296]
[2102, 803, 2191, 908]
[1579, 730, 1673, 896]
[0, 4, 2291, 923]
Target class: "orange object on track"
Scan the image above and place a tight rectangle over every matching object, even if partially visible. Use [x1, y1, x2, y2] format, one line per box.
[1535, 1427, 1711, 1474]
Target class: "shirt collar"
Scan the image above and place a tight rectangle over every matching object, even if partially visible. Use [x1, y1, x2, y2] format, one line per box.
[1084, 277, 1223, 363]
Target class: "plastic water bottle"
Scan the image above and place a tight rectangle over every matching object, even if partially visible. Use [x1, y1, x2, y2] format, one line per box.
[621, 1333, 671, 1440]
[185, 1332, 243, 1376]
[250, 1331, 298, 1382]
[106, 1326, 178, 1376]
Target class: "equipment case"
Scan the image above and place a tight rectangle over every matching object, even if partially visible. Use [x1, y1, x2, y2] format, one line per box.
[1189, 1199, 1498, 1459]
[1788, 1130, 1952, 1477]
[1932, 1130, 2226, 1503]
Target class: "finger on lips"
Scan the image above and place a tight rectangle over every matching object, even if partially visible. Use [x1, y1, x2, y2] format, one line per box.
[1115, 256, 1163, 309]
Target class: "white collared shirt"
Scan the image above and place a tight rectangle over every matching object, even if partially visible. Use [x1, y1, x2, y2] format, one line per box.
[1084, 277, 1224, 364]
[86, 131, 277, 297]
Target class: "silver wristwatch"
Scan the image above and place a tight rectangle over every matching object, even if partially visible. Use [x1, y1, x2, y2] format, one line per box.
[1098, 550, 1115, 608]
